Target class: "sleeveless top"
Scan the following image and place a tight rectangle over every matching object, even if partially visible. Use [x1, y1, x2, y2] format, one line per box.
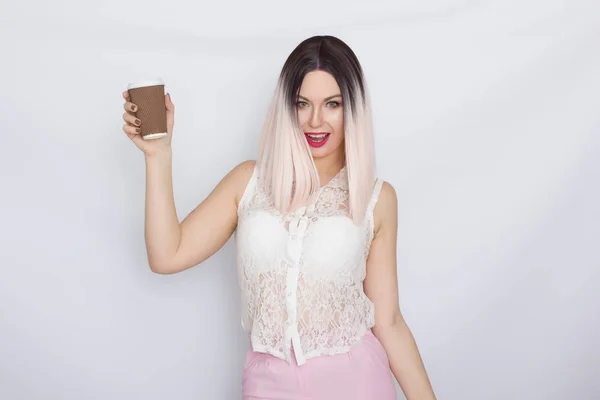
[235, 164, 384, 365]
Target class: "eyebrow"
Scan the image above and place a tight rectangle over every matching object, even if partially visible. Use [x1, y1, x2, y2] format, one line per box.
[297, 94, 342, 102]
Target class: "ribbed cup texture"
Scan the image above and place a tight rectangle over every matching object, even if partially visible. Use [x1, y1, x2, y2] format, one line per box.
[129, 85, 167, 137]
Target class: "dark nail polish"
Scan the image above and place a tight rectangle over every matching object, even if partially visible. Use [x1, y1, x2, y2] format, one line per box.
[132, 105, 137, 112]
[135, 128, 141, 133]
[135, 119, 141, 126]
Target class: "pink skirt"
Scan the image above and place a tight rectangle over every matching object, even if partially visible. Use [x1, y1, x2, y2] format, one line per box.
[242, 330, 397, 400]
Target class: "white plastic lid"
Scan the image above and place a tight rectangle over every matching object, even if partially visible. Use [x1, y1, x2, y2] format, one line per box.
[127, 78, 165, 90]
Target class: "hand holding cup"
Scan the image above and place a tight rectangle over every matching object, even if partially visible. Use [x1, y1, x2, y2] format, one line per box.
[122, 78, 175, 156]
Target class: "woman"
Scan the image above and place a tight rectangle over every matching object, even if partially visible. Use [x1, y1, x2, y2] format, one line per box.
[121, 35, 436, 400]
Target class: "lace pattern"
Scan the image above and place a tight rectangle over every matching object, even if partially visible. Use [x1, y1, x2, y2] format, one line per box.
[235, 165, 383, 364]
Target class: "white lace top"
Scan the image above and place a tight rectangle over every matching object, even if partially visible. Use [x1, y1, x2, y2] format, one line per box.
[235, 164, 384, 365]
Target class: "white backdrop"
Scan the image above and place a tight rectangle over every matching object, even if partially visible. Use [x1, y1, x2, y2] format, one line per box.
[1, 0, 599, 399]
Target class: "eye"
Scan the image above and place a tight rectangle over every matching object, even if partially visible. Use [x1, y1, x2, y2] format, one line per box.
[326, 101, 341, 108]
[296, 101, 309, 108]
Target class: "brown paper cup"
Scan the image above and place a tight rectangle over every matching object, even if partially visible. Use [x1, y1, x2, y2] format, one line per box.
[127, 79, 168, 140]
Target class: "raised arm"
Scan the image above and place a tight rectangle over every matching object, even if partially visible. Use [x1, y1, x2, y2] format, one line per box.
[144, 157, 255, 274]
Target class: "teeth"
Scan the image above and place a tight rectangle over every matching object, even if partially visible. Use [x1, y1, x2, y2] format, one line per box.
[307, 133, 328, 139]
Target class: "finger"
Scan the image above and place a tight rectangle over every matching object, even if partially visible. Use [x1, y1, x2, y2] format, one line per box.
[165, 93, 174, 111]
[122, 112, 141, 127]
[122, 123, 141, 137]
[123, 101, 138, 113]
[123, 90, 130, 100]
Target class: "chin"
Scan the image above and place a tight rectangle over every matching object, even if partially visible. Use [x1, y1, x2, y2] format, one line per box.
[309, 147, 326, 158]
[306, 136, 343, 159]
[309, 145, 336, 159]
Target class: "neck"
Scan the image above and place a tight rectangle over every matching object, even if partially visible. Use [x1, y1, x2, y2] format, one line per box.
[313, 149, 346, 185]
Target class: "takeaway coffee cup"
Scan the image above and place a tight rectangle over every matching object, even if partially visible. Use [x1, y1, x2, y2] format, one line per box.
[126, 78, 168, 140]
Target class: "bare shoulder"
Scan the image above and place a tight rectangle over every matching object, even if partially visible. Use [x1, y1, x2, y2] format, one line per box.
[229, 159, 256, 205]
[203, 159, 256, 212]
[373, 180, 398, 236]
[231, 159, 256, 179]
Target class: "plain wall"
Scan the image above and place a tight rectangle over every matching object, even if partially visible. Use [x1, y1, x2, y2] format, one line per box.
[1, 0, 599, 398]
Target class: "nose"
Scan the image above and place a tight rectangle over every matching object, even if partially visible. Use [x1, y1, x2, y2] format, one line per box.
[308, 106, 323, 129]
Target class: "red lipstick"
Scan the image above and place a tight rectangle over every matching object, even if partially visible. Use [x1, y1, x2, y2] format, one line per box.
[304, 132, 331, 148]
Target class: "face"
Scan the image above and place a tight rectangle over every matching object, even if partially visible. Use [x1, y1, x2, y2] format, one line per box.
[296, 70, 345, 160]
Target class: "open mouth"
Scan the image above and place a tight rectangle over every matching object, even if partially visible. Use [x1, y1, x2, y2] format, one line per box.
[305, 132, 331, 148]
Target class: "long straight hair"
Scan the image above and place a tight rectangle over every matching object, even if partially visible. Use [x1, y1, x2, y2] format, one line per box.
[257, 35, 376, 224]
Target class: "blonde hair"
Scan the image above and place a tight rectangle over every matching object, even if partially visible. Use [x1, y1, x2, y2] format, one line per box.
[256, 35, 376, 224]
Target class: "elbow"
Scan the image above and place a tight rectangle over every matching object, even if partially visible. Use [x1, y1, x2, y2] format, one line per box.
[148, 263, 170, 274]
[147, 256, 192, 275]
[373, 308, 405, 333]
[147, 259, 178, 275]
[149, 265, 169, 274]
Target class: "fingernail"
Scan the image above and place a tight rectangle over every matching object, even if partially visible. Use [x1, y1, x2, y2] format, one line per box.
[135, 128, 141, 133]
[135, 119, 141, 126]
[131, 105, 137, 112]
